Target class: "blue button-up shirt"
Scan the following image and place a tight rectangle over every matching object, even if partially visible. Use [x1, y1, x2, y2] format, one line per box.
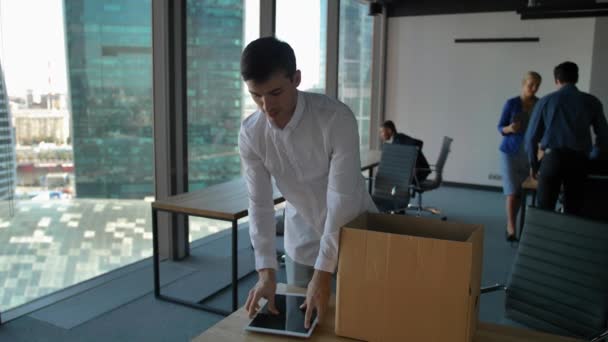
[525, 84, 608, 171]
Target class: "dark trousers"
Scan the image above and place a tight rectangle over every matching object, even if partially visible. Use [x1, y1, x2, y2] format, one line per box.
[537, 149, 588, 215]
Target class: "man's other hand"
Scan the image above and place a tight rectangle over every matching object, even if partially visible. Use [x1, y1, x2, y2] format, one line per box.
[300, 270, 331, 329]
[245, 268, 278, 318]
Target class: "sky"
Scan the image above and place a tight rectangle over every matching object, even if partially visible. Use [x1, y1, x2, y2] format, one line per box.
[0, 0, 68, 97]
[0, 0, 322, 98]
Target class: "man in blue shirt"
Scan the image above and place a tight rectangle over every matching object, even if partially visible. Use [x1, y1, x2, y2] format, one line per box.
[525, 61, 608, 215]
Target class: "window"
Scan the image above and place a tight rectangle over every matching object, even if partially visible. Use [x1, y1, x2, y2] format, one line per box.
[186, 0, 259, 241]
[276, 0, 328, 94]
[338, 0, 373, 148]
[0, 0, 153, 311]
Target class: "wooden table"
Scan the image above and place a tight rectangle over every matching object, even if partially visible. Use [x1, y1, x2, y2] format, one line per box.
[193, 284, 583, 342]
[152, 150, 381, 316]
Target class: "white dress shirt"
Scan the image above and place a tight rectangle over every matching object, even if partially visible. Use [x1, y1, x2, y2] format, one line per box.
[239, 91, 377, 273]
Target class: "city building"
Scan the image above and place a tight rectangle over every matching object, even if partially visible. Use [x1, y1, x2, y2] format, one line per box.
[65, 0, 244, 198]
[11, 109, 70, 146]
[0, 60, 16, 216]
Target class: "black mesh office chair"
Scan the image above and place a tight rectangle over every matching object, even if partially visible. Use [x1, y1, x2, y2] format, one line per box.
[372, 143, 418, 213]
[408, 136, 453, 216]
[483, 207, 608, 341]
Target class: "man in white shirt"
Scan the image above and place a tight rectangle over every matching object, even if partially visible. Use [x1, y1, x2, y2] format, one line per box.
[239, 37, 376, 328]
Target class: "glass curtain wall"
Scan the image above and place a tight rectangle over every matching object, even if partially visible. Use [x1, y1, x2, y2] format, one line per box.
[338, 0, 373, 149]
[186, 0, 259, 241]
[0, 0, 153, 311]
[275, 0, 328, 94]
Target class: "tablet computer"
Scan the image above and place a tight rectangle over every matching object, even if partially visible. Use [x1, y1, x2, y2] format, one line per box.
[245, 293, 318, 338]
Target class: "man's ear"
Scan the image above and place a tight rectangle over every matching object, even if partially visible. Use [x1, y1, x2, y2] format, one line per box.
[293, 70, 301, 88]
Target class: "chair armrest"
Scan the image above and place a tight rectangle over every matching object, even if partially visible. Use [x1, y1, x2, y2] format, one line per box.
[590, 327, 608, 342]
[480, 284, 505, 294]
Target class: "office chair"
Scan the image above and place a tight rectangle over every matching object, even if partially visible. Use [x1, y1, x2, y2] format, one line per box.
[371, 143, 418, 213]
[408, 136, 453, 217]
[482, 207, 608, 341]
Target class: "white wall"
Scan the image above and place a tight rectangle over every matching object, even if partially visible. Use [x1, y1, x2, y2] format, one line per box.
[385, 12, 596, 186]
[591, 17, 608, 111]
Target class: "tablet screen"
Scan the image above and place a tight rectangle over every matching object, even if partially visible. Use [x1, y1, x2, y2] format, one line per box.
[246, 293, 318, 338]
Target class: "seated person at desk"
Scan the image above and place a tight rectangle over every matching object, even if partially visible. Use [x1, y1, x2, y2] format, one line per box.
[379, 120, 431, 183]
[238, 37, 377, 329]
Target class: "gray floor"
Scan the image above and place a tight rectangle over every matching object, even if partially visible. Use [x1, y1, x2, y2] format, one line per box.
[0, 186, 519, 341]
[0, 198, 232, 310]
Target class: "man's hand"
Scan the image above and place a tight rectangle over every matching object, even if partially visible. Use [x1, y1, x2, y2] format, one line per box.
[300, 270, 331, 329]
[245, 268, 278, 318]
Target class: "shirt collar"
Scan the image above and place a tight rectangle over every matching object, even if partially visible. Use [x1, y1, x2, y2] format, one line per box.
[284, 91, 305, 131]
[559, 84, 578, 92]
[266, 91, 304, 132]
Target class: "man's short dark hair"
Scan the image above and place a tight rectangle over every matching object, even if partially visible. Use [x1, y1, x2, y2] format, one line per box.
[554, 61, 579, 84]
[382, 120, 397, 134]
[241, 37, 296, 83]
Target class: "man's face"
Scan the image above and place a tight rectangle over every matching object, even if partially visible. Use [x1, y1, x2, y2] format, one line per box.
[246, 70, 301, 128]
[379, 127, 393, 141]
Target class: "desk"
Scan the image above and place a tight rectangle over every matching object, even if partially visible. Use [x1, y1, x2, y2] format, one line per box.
[519, 177, 537, 239]
[193, 284, 583, 342]
[152, 150, 381, 316]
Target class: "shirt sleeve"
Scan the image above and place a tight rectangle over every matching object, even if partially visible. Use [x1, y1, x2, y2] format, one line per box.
[591, 98, 608, 151]
[239, 128, 278, 271]
[525, 99, 545, 172]
[498, 99, 513, 136]
[314, 109, 364, 273]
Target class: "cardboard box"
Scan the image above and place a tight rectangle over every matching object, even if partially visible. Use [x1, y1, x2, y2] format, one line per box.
[335, 212, 484, 342]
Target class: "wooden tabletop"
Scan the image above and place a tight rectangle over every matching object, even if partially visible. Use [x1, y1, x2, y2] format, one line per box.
[152, 150, 381, 221]
[193, 284, 358, 342]
[192, 284, 583, 342]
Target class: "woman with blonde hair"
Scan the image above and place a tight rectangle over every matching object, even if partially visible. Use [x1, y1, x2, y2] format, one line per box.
[497, 71, 542, 242]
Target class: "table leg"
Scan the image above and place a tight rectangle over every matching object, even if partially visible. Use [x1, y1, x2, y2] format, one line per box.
[152, 208, 160, 298]
[232, 219, 238, 312]
[368, 168, 373, 194]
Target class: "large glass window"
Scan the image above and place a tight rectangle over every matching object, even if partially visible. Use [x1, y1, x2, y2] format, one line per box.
[0, 0, 153, 311]
[186, 0, 259, 241]
[338, 0, 373, 148]
[276, 0, 327, 94]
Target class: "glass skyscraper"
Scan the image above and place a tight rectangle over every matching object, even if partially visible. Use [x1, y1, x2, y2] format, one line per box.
[339, 0, 373, 148]
[64, 0, 154, 199]
[0, 60, 16, 214]
[65, 0, 245, 198]
[186, 0, 244, 191]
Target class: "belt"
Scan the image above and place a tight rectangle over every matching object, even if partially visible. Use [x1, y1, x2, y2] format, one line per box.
[544, 148, 585, 156]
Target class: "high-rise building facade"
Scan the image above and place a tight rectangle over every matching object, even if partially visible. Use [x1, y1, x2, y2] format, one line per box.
[186, 0, 244, 190]
[0, 60, 16, 214]
[339, 0, 373, 148]
[64, 0, 154, 199]
[65, 0, 246, 198]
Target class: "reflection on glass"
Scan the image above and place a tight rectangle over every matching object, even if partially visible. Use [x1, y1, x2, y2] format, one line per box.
[186, 0, 259, 242]
[0, 0, 154, 311]
[67, 0, 154, 199]
[338, 0, 373, 149]
[276, 0, 327, 94]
